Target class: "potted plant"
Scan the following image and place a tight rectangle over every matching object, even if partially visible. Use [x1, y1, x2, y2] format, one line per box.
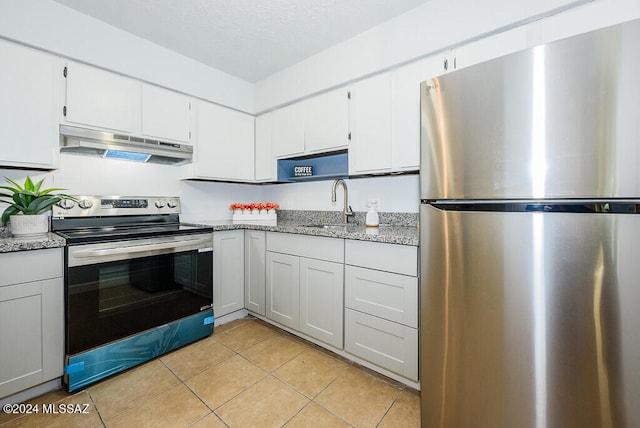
[0, 176, 76, 237]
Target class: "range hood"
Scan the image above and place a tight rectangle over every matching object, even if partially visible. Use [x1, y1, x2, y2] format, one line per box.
[59, 125, 193, 165]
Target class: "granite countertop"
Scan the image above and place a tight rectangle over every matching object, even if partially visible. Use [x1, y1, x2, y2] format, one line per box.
[188, 210, 419, 246]
[190, 220, 419, 246]
[0, 210, 419, 253]
[0, 227, 66, 254]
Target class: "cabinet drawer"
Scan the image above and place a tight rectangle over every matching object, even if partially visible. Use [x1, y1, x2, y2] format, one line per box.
[267, 232, 343, 263]
[345, 308, 418, 381]
[0, 248, 63, 287]
[345, 240, 417, 276]
[345, 266, 417, 328]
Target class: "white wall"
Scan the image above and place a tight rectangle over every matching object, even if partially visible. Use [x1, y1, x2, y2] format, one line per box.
[254, 0, 597, 111]
[0, 0, 254, 113]
[263, 175, 419, 213]
[0, 155, 264, 222]
[255, 0, 640, 111]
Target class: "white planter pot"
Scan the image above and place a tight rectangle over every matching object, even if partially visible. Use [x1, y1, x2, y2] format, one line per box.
[10, 214, 49, 238]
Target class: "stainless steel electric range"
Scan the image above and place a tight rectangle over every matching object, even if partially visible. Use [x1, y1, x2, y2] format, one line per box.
[51, 196, 214, 392]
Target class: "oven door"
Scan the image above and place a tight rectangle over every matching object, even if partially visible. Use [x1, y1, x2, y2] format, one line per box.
[65, 232, 213, 355]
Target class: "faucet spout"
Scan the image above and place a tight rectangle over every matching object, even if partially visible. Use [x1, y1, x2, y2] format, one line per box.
[331, 179, 354, 224]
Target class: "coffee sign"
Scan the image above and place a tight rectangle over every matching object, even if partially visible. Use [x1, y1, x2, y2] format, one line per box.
[294, 166, 313, 177]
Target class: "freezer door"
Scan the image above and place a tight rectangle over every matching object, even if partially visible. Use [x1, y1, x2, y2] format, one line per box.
[420, 19, 640, 200]
[420, 204, 640, 428]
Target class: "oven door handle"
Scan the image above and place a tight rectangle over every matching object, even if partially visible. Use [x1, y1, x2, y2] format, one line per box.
[72, 236, 213, 259]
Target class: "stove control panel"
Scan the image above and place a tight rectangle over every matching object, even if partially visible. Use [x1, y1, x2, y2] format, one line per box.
[102, 199, 149, 209]
[52, 196, 181, 218]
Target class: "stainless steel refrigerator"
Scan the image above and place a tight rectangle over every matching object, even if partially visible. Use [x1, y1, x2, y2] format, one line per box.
[420, 19, 640, 428]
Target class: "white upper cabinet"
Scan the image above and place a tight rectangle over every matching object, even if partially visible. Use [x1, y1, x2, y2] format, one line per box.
[191, 100, 254, 181]
[0, 39, 59, 169]
[255, 112, 276, 182]
[141, 84, 191, 143]
[348, 72, 393, 175]
[65, 62, 140, 134]
[304, 87, 350, 154]
[391, 55, 443, 172]
[271, 101, 305, 158]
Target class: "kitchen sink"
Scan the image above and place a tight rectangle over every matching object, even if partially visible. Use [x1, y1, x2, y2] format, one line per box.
[301, 224, 350, 230]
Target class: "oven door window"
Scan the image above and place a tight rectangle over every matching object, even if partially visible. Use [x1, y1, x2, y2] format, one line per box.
[66, 248, 212, 355]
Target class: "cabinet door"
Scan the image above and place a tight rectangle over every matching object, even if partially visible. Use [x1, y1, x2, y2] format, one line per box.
[349, 72, 393, 174]
[0, 40, 58, 168]
[305, 87, 350, 154]
[391, 55, 443, 172]
[299, 258, 344, 349]
[0, 248, 63, 398]
[213, 230, 245, 317]
[271, 101, 305, 158]
[266, 251, 299, 329]
[142, 84, 191, 142]
[65, 62, 140, 133]
[255, 113, 276, 181]
[345, 308, 418, 381]
[196, 101, 254, 180]
[244, 230, 266, 316]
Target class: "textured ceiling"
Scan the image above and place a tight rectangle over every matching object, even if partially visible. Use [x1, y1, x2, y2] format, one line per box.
[52, 0, 429, 82]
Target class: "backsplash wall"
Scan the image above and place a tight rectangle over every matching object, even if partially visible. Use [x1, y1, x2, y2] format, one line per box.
[263, 174, 419, 213]
[0, 157, 418, 221]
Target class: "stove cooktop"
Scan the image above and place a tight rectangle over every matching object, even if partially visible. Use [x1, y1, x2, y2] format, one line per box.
[54, 222, 213, 245]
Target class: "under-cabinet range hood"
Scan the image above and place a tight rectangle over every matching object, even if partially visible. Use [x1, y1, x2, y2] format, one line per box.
[59, 125, 193, 165]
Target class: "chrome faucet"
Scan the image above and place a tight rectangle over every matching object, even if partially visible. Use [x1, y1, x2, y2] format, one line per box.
[331, 179, 354, 224]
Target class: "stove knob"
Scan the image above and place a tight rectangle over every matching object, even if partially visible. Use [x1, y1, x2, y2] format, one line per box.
[155, 200, 166, 208]
[57, 199, 76, 210]
[166, 200, 178, 208]
[78, 199, 93, 209]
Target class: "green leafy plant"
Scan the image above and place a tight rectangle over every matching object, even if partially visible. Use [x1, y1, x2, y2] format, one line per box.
[0, 176, 76, 225]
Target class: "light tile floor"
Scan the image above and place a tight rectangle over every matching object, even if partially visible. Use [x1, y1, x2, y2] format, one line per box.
[0, 317, 420, 427]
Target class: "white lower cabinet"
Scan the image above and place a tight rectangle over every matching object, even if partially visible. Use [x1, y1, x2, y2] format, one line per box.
[244, 230, 266, 316]
[0, 248, 63, 399]
[344, 240, 419, 381]
[266, 251, 300, 329]
[213, 230, 244, 317]
[344, 309, 418, 380]
[299, 258, 344, 349]
[266, 232, 344, 348]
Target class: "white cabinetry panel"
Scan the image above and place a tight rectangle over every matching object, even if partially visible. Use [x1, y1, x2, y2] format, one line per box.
[299, 258, 344, 348]
[391, 55, 443, 172]
[266, 251, 300, 330]
[0, 248, 63, 399]
[255, 113, 276, 181]
[195, 101, 254, 180]
[271, 101, 305, 158]
[267, 232, 343, 263]
[345, 265, 418, 328]
[345, 308, 418, 381]
[348, 72, 392, 175]
[65, 62, 140, 133]
[244, 230, 266, 316]
[141, 84, 191, 142]
[0, 40, 58, 168]
[213, 230, 244, 317]
[305, 87, 349, 154]
[345, 239, 417, 276]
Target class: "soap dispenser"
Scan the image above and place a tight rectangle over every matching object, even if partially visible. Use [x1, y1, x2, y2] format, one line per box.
[365, 200, 379, 227]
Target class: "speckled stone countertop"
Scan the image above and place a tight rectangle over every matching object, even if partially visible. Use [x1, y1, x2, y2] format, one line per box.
[0, 226, 66, 253]
[189, 210, 419, 246]
[0, 210, 419, 253]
